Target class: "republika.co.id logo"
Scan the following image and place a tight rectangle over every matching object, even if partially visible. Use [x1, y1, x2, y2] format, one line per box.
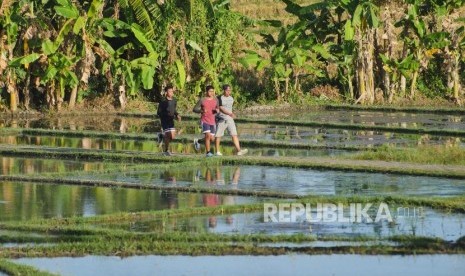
[263, 203, 425, 223]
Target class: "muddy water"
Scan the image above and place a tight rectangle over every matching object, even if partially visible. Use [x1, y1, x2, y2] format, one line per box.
[0, 181, 259, 221]
[72, 165, 465, 197]
[14, 255, 465, 276]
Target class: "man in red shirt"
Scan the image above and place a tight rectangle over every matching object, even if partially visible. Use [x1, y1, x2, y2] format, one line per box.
[200, 85, 219, 157]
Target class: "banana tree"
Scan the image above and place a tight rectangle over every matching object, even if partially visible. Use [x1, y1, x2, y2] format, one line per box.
[241, 21, 327, 101]
[433, 0, 465, 105]
[380, 54, 420, 103]
[53, 0, 105, 108]
[443, 20, 465, 106]
[96, 18, 160, 109]
[342, 0, 380, 104]
[0, 0, 24, 111]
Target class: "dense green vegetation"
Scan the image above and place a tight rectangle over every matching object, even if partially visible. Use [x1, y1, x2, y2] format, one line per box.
[1, 0, 465, 113]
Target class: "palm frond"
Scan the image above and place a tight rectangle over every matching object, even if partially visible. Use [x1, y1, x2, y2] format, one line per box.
[128, 0, 155, 39]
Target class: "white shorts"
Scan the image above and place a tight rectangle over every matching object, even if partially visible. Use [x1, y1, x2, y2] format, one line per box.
[215, 118, 237, 137]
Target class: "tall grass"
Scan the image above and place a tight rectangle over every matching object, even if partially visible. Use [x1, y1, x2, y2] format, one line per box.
[349, 145, 465, 165]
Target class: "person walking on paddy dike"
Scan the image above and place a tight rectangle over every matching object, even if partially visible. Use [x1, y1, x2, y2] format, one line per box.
[215, 84, 248, 156]
[195, 85, 219, 157]
[157, 85, 181, 156]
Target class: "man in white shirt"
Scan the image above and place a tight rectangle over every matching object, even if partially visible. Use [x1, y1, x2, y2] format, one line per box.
[214, 84, 248, 156]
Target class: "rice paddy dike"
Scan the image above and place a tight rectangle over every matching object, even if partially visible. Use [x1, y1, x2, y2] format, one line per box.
[1, 105, 465, 275]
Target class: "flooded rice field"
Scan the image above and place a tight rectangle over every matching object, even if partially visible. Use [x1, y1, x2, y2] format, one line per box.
[243, 109, 465, 130]
[0, 134, 353, 157]
[0, 181, 259, 221]
[99, 207, 465, 241]
[1, 109, 464, 274]
[62, 165, 465, 197]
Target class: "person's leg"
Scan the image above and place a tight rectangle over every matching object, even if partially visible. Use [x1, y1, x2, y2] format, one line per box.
[226, 119, 242, 152]
[163, 129, 176, 153]
[231, 135, 240, 151]
[210, 124, 217, 154]
[201, 122, 212, 154]
[215, 121, 226, 154]
[215, 136, 222, 153]
[205, 132, 211, 153]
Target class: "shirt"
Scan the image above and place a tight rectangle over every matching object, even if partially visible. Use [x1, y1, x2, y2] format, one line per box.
[200, 97, 218, 125]
[157, 98, 178, 120]
[217, 95, 234, 121]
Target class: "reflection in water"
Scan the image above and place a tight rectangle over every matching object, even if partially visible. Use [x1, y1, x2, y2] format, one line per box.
[0, 181, 258, 221]
[125, 208, 465, 240]
[77, 164, 465, 197]
[0, 134, 354, 156]
[0, 116, 160, 133]
[0, 157, 109, 175]
[243, 109, 465, 130]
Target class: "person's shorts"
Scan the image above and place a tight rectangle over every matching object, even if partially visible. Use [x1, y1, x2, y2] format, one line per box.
[161, 118, 175, 133]
[215, 118, 237, 137]
[201, 121, 216, 134]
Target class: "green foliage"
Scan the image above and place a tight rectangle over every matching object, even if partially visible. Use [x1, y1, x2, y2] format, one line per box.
[417, 56, 449, 98]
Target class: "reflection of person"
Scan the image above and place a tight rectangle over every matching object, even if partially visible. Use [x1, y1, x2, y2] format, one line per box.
[160, 190, 178, 209]
[231, 167, 241, 186]
[157, 85, 181, 156]
[202, 167, 220, 228]
[162, 170, 177, 185]
[215, 84, 248, 156]
[160, 170, 177, 209]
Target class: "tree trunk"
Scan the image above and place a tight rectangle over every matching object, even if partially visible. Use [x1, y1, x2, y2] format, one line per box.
[69, 85, 78, 109]
[365, 29, 375, 104]
[23, 71, 31, 110]
[348, 72, 354, 100]
[6, 69, 18, 112]
[118, 74, 127, 110]
[274, 77, 280, 101]
[453, 61, 461, 106]
[410, 69, 419, 99]
[400, 76, 406, 98]
[55, 85, 63, 111]
[355, 64, 366, 104]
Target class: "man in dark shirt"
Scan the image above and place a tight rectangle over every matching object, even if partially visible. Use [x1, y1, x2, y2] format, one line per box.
[157, 85, 181, 156]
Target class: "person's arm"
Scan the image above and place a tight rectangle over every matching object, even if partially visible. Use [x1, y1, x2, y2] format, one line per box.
[219, 105, 235, 118]
[157, 100, 163, 117]
[174, 99, 181, 121]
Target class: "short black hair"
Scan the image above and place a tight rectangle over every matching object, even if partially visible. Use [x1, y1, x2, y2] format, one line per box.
[164, 85, 174, 92]
[205, 85, 214, 92]
[222, 84, 231, 91]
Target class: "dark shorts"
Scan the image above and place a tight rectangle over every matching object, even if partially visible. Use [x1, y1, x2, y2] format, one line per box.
[161, 118, 175, 133]
[201, 121, 216, 134]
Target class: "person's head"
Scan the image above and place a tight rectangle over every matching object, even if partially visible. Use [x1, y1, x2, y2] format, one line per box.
[222, 84, 232, 96]
[205, 85, 215, 98]
[164, 85, 174, 98]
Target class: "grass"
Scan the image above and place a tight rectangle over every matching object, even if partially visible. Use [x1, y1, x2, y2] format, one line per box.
[348, 145, 465, 165]
[2, 144, 465, 179]
[0, 259, 58, 276]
